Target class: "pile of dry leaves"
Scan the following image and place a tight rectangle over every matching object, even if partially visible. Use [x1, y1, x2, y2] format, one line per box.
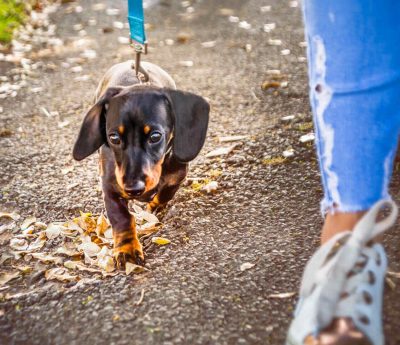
[0, 205, 170, 288]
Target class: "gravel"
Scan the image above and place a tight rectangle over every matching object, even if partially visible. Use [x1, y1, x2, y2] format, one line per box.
[1, 0, 400, 344]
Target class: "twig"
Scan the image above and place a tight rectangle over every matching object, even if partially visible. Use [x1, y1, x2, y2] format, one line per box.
[40, 107, 51, 117]
[135, 289, 145, 306]
[386, 277, 396, 290]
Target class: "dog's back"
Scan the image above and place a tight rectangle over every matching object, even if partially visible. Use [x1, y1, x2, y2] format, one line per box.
[95, 61, 176, 101]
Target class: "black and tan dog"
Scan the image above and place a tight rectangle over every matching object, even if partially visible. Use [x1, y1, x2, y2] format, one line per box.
[72, 61, 209, 268]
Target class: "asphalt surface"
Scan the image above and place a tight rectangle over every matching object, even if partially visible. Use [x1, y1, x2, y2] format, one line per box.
[1, 0, 400, 344]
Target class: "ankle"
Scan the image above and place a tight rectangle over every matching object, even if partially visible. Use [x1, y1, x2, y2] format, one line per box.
[321, 210, 366, 244]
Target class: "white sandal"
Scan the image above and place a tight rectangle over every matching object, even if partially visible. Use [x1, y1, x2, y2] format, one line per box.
[286, 200, 398, 345]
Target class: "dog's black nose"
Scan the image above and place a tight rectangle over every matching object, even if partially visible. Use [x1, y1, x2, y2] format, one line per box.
[124, 181, 145, 197]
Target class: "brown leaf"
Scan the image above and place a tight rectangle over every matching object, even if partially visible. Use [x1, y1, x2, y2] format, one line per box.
[0, 271, 20, 286]
[205, 144, 238, 158]
[45, 268, 77, 282]
[0, 212, 20, 221]
[126, 262, 147, 275]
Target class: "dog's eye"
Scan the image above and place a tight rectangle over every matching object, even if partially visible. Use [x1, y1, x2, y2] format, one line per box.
[149, 131, 162, 144]
[109, 133, 121, 145]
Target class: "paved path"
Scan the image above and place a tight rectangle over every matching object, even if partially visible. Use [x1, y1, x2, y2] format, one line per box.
[1, 1, 400, 344]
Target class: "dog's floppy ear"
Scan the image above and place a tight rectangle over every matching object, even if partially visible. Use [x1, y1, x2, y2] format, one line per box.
[72, 87, 123, 161]
[166, 89, 210, 162]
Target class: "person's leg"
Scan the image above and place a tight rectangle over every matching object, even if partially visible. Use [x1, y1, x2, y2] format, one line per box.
[287, 1, 400, 344]
[304, 0, 400, 221]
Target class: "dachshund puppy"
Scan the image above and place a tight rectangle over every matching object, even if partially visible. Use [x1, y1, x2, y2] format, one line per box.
[72, 61, 210, 267]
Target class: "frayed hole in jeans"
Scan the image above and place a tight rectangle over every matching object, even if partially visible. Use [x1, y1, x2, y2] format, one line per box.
[315, 83, 323, 93]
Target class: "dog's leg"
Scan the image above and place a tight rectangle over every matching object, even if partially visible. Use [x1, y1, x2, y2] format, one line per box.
[103, 191, 144, 268]
[147, 184, 182, 213]
[147, 160, 188, 213]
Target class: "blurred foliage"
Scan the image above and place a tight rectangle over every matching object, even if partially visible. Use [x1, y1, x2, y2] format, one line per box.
[0, 0, 32, 44]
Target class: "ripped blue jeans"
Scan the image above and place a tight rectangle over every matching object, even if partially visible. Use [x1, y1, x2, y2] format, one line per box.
[303, 0, 400, 213]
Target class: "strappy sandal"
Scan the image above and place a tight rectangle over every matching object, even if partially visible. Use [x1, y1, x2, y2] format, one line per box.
[286, 200, 398, 345]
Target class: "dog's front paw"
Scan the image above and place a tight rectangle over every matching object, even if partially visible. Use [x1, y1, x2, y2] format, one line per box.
[113, 234, 144, 269]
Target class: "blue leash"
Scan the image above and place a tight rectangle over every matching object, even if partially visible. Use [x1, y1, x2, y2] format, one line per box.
[127, 0, 147, 76]
[127, 0, 146, 45]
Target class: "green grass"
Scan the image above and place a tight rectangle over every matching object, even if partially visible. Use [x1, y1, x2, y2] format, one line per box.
[0, 0, 27, 44]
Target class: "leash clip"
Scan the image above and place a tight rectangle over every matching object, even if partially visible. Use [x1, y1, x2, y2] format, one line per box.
[131, 40, 147, 78]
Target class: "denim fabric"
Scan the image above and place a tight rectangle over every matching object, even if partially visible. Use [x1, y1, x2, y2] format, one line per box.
[303, 0, 400, 213]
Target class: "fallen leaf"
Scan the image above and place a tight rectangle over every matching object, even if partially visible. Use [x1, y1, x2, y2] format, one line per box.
[260, 5, 271, 12]
[63, 220, 84, 235]
[137, 222, 161, 236]
[238, 21, 251, 30]
[179, 60, 194, 67]
[228, 16, 239, 23]
[240, 262, 255, 271]
[106, 8, 120, 15]
[56, 244, 80, 257]
[64, 260, 78, 270]
[26, 237, 46, 251]
[267, 292, 296, 299]
[0, 271, 20, 286]
[92, 3, 105, 11]
[104, 228, 113, 239]
[34, 222, 47, 230]
[263, 23, 276, 33]
[126, 262, 147, 275]
[268, 38, 282, 46]
[9, 238, 29, 251]
[218, 8, 234, 16]
[97, 255, 115, 273]
[20, 225, 35, 236]
[78, 241, 101, 257]
[45, 268, 77, 282]
[118, 36, 130, 44]
[84, 253, 97, 266]
[82, 295, 94, 306]
[282, 149, 294, 158]
[0, 212, 20, 221]
[45, 223, 64, 239]
[68, 277, 99, 290]
[14, 266, 32, 274]
[218, 135, 248, 143]
[263, 157, 286, 165]
[387, 271, 400, 279]
[201, 41, 216, 48]
[96, 213, 109, 236]
[97, 246, 115, 272]
[189, 178, 211, 192]
[74, 212, 96, 233]
[261, 81, 282, 90]
[61, 166, 74, 174]
[20, 217, 36, 231]
[57, 120, 70, 128]
[299, 133, 315, 143]
[64, 260, 102, 273]
[208, 169, 223, 178]
[176, 32, 191, 44]
[0, 252, 14, 265]
[205, 144, 238, 158]
[201, 181, 218, 193]
[139, 211, 159, 224]
[151, 237, 171, 246]
[281, 115, 295, 122]
[30, 253, 63, 265]
[0, 222, 15, 234]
